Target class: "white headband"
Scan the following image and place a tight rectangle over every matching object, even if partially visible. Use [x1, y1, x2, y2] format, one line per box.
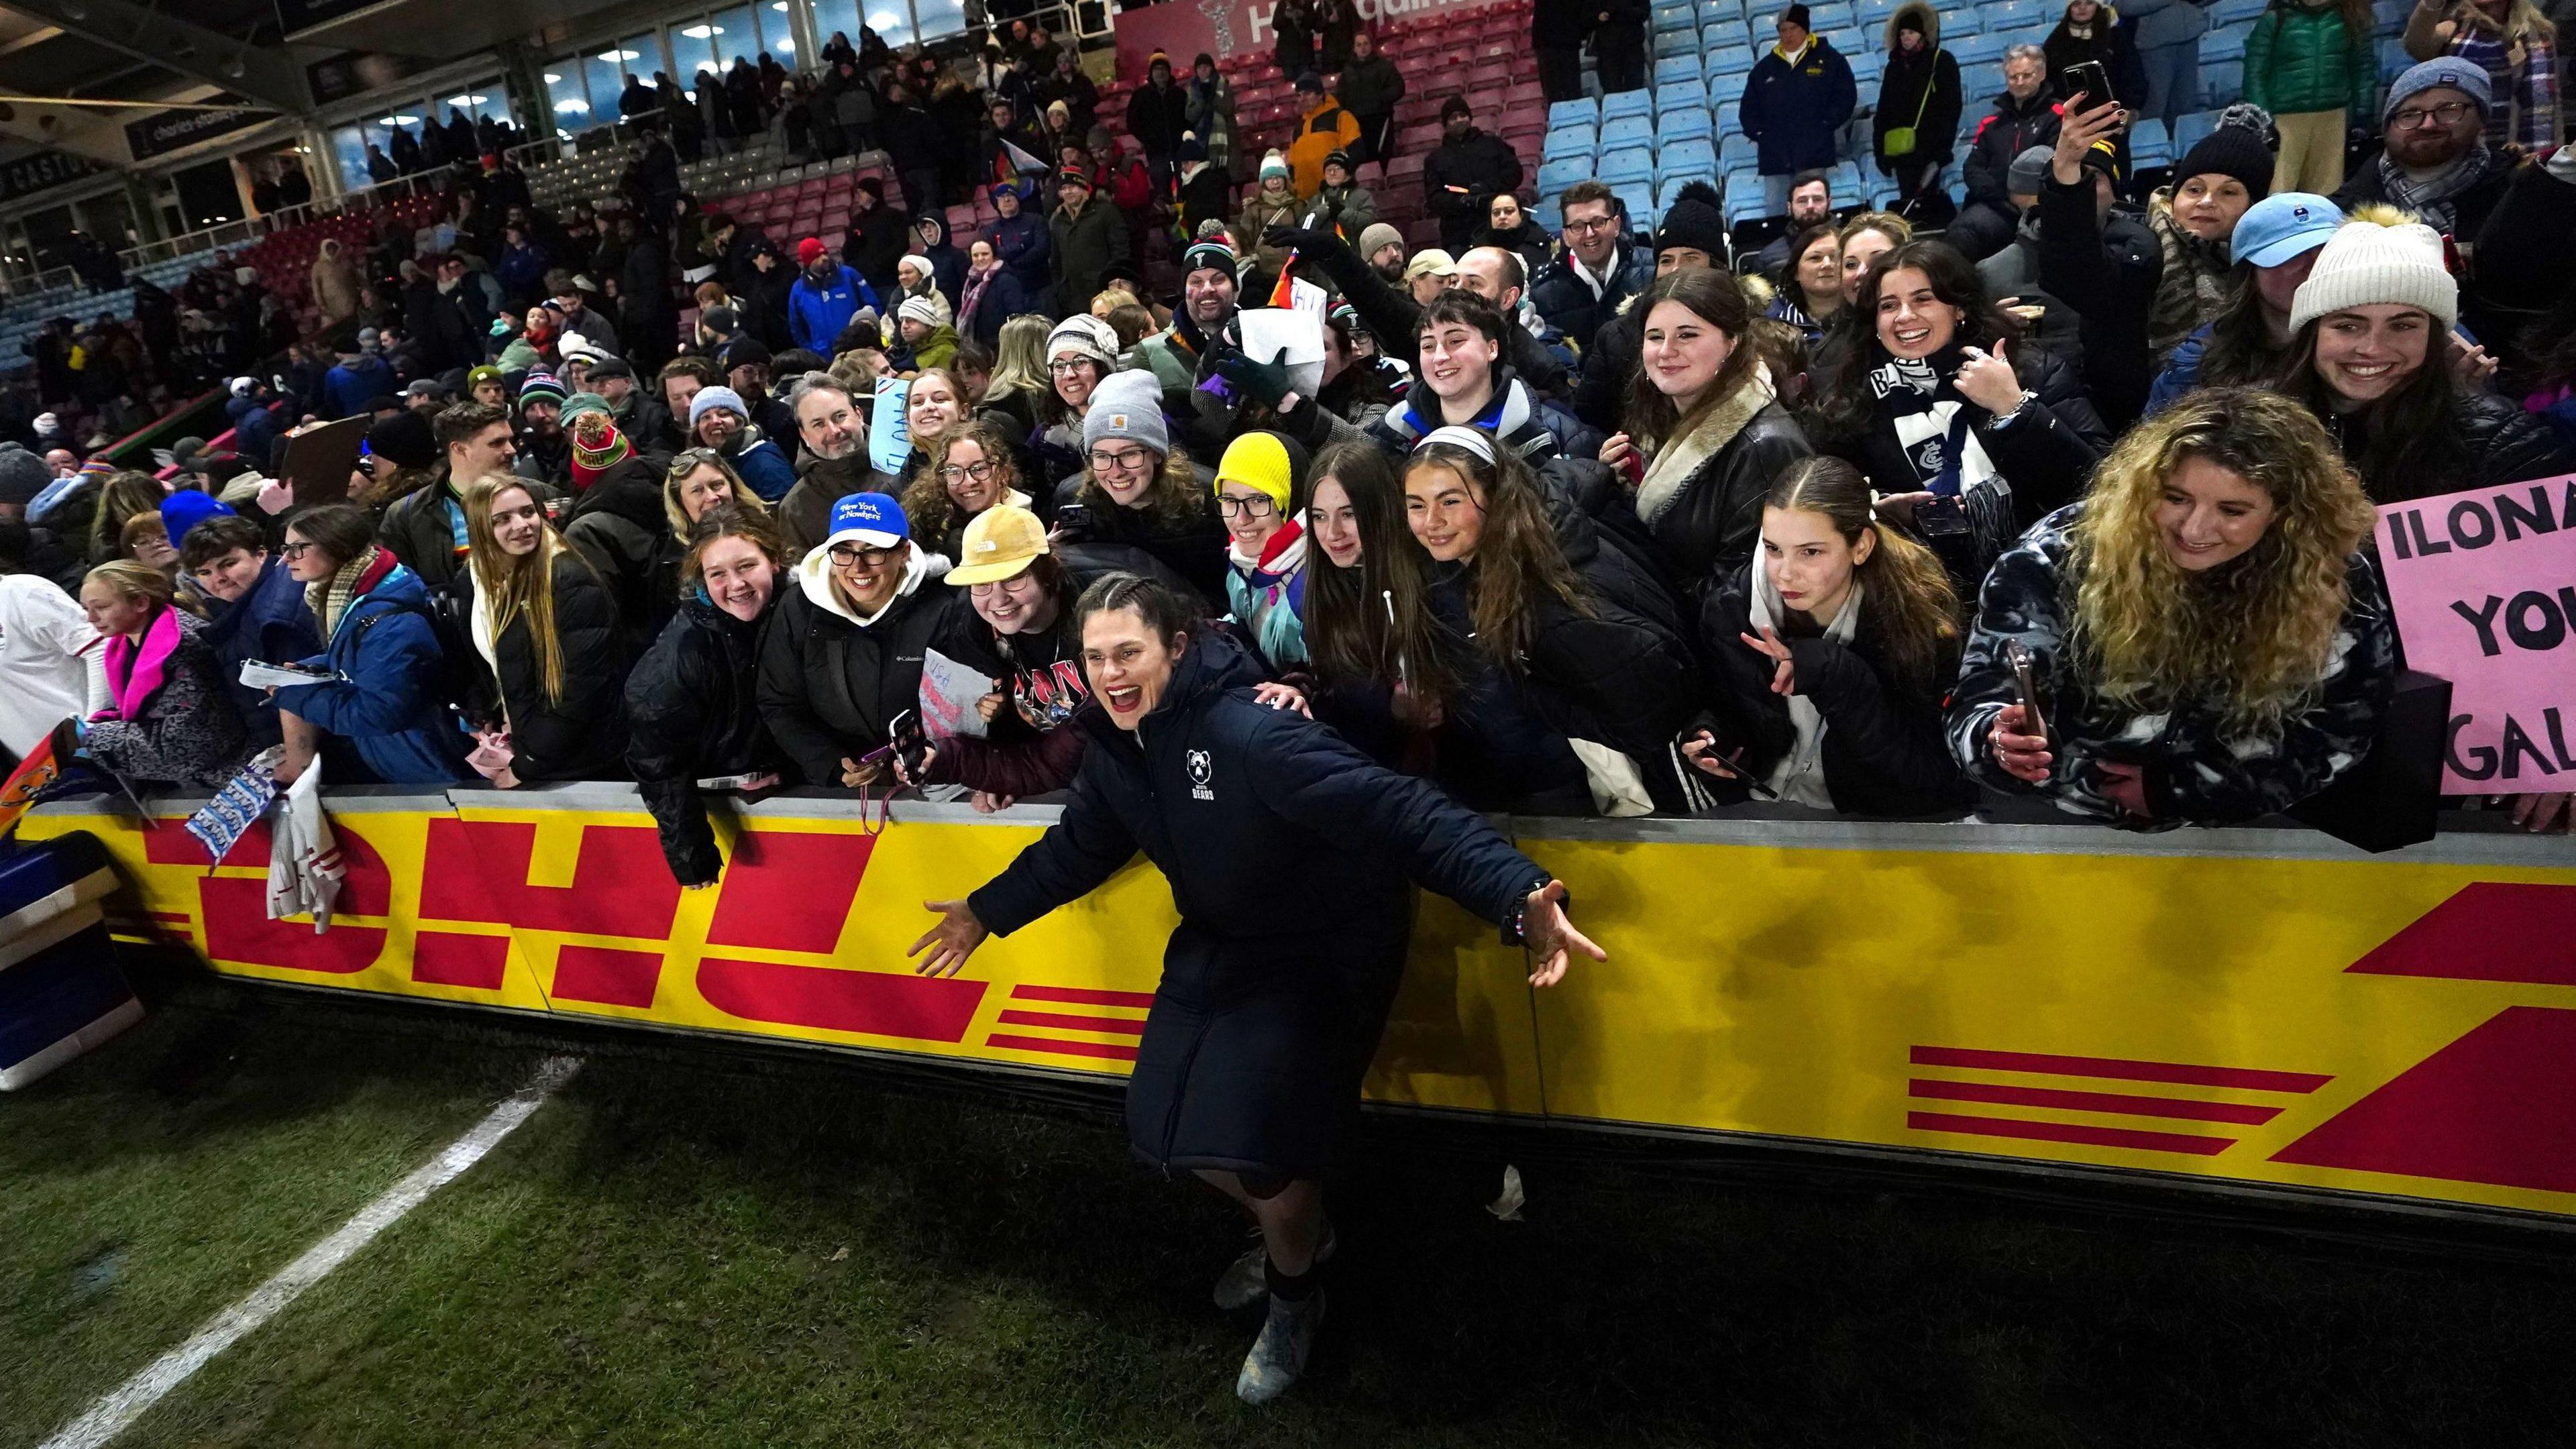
[1415, 425, 1497, 463]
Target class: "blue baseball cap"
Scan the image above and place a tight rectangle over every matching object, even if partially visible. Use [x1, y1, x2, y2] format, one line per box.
[824, 491, 910, 550]
[2233, 193, 2343, 270]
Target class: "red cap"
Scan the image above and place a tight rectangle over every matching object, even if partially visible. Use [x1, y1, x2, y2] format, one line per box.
[797, 236, 827, 266]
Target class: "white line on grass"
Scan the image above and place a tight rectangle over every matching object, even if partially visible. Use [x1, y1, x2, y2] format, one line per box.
[38, 1054, 583, 1449]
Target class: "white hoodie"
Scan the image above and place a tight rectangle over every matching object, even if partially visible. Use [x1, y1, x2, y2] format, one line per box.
[794, 537, 948, 626]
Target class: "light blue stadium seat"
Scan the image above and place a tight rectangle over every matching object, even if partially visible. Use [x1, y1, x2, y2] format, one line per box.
[2202, 58, 2243, 106]
[2220, 0, 2273, 22]
[1547, 97, 1600, 129]
[1601, 146, 1656, 185]
[1723, 182, 1772, 225]
[1659, 136, 1718, 182]
[1658, 105, 1715, 142]
[1808, 1, 1857, 30]
[2128, 117, 2172, 168]
[1858, 0, 1902, 24]
[1847, 50, 1884, 91]
[1534, 199, 1563, 233]
[1657, 172, 1713, 212]
[1720, 131, 1760, 169]
[1826, 160, 1865, 198]
[1615, 182, 1660, 227]
[1602, 113, 1655, 148]
[2173, 109, 2221, 154]
[1656, 54, 1703, 87]
[1603, 88, 1655, 121]
[1705, 44, 1760, 81]
[2378, 35, 2412, 80]
[1985, 0, 2046, 30]
[1951, 31, 2008, 66]
[1656, 26, 1701, 58]
[1707, 17, 1754, 51]
[1653, 1, 1699, 32]
[1542, 123, 1597, 162]
[1941, 1, 1986, 34]
[1715, 97, 1744, 133]
[1539, 156, 1593, 195]
[2204, 23, 2250, 62]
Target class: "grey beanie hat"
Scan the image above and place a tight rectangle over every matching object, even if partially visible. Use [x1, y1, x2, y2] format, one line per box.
[0, 443, 46, 506]
[2385, 56, 2491, 121]
[1081, 369, 1170, 458]
[2007, 145, 2055, 197]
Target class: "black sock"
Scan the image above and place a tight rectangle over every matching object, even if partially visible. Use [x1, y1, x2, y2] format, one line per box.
[1265, 1254, 1318, 1303]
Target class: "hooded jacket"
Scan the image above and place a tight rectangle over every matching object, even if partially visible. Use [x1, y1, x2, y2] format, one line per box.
[1695, 564, 1975, 817]
[562, 451, 682, 637]
[915, 213, 968, 309]
[274, 559, 470, 784]
[626, 589, 790, 883]
[1874, 4, 1965, 169]
[966, 629, 1551, 1177]
[1947, 503, 2396, 828]
[755, 541, 971, 784]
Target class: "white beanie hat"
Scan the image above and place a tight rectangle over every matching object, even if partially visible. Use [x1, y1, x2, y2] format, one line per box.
[2288, 217, 2457, 333]
[897, 293, 944, 329]
[1046, 314, 1120, 369]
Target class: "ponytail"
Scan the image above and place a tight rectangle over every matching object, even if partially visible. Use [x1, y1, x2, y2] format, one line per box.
[1764, 458, 1962, 691]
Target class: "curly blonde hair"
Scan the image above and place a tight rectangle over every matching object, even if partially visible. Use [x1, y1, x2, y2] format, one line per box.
[2068, 387, 2377, 733]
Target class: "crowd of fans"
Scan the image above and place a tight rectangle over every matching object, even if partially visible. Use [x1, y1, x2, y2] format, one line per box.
[5, 1, 2576, 1405]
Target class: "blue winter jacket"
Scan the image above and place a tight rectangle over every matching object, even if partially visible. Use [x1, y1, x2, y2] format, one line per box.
[201, 554, 321, 750]
[2123, 0, 2211, 50]
[723, 432, 799, 502]
[787, 264, 880, 354]
[226, 394, 282, 470]
[273, 563, 470, 785]
[1741, 39, 1859, 174]
[319, 356, 394, 419]
[986, 211, 1052, 294]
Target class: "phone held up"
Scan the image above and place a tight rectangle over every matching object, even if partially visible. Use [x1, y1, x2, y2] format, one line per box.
[2006, 640, 2050, 745]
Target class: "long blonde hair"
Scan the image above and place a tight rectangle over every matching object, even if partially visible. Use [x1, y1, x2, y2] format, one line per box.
[2068, 388, 2377, 733]
[2453, 0, 2555, 41]
[462, 474, 590, 705]
[985, 313, 1053, 407]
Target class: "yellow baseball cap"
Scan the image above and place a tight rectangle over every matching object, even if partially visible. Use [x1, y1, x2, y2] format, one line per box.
[945, 503, 1050, 585]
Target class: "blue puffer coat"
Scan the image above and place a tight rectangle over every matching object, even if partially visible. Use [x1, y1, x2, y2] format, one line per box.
[787, 264, 881, 354]
[1741, 38, 1859, 174]
[200, 554, 321, 750]
[273, 561, 470, 784]
[968, 630, 1551, 1178]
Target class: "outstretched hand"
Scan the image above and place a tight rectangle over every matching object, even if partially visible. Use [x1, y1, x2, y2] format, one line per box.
[909, 898, 988, 978]
[1521, 879, 1605, 987]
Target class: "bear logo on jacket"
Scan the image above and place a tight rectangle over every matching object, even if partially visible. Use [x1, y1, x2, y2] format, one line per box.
[1187, 747, 1214, 800]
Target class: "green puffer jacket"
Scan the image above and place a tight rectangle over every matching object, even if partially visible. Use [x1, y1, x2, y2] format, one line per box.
[2244, 0, 2376, 117]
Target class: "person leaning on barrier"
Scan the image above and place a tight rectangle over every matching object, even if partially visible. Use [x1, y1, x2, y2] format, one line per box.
[1684, 456, 1975, 816]
[178, 513, 320, 753]
[910, 571, 1603, 1407]
[457, 475, 631, 788]
[627, 506, 793, 887]
[74, 559, 248, 789]
[1948, 386, 2396, 828]
[272, 503, 470, 786]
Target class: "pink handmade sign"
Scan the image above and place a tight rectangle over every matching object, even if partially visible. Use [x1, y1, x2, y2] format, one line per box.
[2375, 476, 2576, 794]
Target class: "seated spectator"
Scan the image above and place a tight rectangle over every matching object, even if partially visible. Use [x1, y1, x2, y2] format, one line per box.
[1402, 429, 1706, 814]
[458, 475, 631, 786]
[782, 374, 902, 555]
[2280, 211, 2576, 498]
[1600, 269, 1815, 584]
[1532, 182, 1655, 358]
[1478, 193, 1552, 280]
[901, 419, 1033, 564]
[0, 517, 103, 759]
[1749, 172, 1839, 278]
[76, 560, 247, 787]
[2147, 192, 2343, 415]
[1811, 239, 2110, 593]
[1947, 44, 2071, 259]
[1059, 368, 1228, 604]
[985, 186, 1052, 301]
[1216, 431, 1311, 668]
[1684, 456, 1974, 815]
[626, 506, 792, 886]
[1769, 223, 1847, 343]
[1872, 4, 1965, 227]
[271, 504, 468, 785]
[902, 504, 1092, 807]
[1950, 388, 2395, 827]
[688, 385, 797, 503]
[757, 492, 967, 790]
[177, 513, 319, 750]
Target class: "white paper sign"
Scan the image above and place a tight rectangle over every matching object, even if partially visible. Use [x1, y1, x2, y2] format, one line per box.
[869, 377, 911, 476]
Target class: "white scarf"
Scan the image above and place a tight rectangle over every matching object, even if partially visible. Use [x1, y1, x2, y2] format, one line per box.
[1746, 559, 1863, 810]
[1868, 355, 2006, 504]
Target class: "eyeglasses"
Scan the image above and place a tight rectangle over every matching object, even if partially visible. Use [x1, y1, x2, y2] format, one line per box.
[939, 460, 997, 484]
[1089, 446, 1151, 472]
[1564, 213, 1620, 235]
[278, 539, 319, 559]
[1215, 494, 1277, 518]
[826, 542, 903, 568]
[2389, 99, 2476, 129]
[1049, 359, 1099, 376]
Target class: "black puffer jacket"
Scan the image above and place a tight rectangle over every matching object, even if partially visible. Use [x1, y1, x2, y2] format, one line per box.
[480, 547, 632, 781]
[2036, 179, 2163, 427]
[755, 543, 971, 785]
[562, 451, 680, 637]
[1694, 566, 1974, 817]
[1052, 474, 1232, 608]
[1629, 396, 1815, 584]
[1528, 238, 1654, 358]
[1962, 89, 2061, 210]
[2323, 390, 2576, 506]
[967, 629, 1550, 1178]
[626, 590, 789, 884]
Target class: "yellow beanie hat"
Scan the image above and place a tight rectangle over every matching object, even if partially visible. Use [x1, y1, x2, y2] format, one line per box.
[1214, 431, 1295, 517]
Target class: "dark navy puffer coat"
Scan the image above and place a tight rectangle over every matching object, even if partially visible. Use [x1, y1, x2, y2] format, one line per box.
[968, 630, 1550, 1178]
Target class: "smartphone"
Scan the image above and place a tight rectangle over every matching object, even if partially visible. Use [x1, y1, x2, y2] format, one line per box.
[1053, 502, 1091, 539]
[2006, 640, 2049, 743]
[890, 708, 932, 781]
[1915, 494, 1971, 538]
[2061, 60, 2114, 109]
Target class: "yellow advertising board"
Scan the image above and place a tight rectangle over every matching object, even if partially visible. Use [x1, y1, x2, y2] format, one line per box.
[22, 790, 2576, 1226]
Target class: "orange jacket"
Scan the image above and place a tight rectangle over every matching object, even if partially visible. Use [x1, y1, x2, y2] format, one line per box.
[1285, 97, 1361, 199]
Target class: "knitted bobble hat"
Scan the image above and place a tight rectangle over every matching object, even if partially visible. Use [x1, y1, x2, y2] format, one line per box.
[2288, 216, 2458, 333]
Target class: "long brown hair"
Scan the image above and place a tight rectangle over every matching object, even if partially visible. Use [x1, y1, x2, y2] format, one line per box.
[1763, 458, 1962, 690]
[1077, 437, 1205, 527]
[1404, 438, 1589, 671]
[91, 470, 165, 555]
[1815, 237, 2023, 441]
[678, 504, 788, 598]
[1301, 438, 1456, 703]
[1621, 268, 1764, 451]
[462, 474, 594, 705]
[2277, 313, 2461, 504]
[901, 419, 1020, 543]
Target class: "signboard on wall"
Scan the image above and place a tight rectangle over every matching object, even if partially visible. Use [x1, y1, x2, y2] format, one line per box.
[1113, 0, 1508, 80]
[307, 52, 435, 107]
[125, 96, 267, 162]
[0, 150, 101, 206]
